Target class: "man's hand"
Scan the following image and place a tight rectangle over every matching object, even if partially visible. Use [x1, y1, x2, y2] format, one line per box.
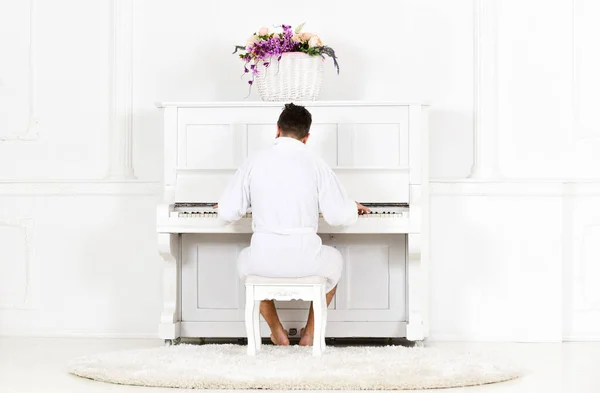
[356, 202, 371, 215]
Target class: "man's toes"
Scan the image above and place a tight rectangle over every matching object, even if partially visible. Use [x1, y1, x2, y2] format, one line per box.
[270, 331, 290, 346]
[298, 335, 314, 346]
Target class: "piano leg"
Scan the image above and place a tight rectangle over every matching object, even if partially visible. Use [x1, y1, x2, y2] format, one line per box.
[406, 234, 425, 342]
[413, 340, 425, 348]
[158, 233, 181, 343]
[164, 338, 181, 346]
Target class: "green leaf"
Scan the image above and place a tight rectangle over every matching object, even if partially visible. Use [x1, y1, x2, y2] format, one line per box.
[294, 22, 306, 34]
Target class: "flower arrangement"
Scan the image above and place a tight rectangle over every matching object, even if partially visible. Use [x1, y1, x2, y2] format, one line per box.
[232, 23, 339, 90]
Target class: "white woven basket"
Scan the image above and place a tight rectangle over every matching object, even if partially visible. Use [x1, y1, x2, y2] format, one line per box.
[254, 52, 324, 101]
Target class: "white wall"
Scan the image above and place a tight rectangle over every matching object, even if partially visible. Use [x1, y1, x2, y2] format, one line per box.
[0, 0, 598, 341]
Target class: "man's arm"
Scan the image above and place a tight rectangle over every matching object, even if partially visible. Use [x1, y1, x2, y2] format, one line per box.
[217, 160, 251, 222]
[317, 163, 369, 226]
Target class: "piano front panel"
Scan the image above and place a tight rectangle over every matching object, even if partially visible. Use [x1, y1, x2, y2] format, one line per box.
[341, 245, 391, 310]
[180, 234, 406, 326]
[337, 123, 409, 168]
[175, 171, 233, 203]
[181, 234, 248, 322]
[173, 105, 411, 204]
[248, 123, 339, 168]
[327, 235, 406, 322]
[183, 124, 246, 169]
[173, 171, 410, 205]
[336, 170, 409, 203]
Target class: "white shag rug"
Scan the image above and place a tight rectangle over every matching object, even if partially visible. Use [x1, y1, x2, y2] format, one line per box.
[67, 344, 520, 390]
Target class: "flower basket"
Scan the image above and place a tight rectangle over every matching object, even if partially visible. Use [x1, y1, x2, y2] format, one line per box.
[233, 23, 338, 101]
[254, 52, 324, 101]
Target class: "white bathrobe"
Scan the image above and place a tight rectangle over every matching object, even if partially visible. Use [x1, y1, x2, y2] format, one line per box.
[218, 136, 358, 291]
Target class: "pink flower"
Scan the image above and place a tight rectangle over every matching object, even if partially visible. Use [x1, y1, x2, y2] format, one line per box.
[298, 32, 315, 42]
[258, 26, 269, 36]
[308, 35, 323, 48]
[292, 34, 302, 43]
[246, 34, 258, 47]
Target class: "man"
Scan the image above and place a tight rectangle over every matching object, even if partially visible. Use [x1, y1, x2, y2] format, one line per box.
[217, 103, 370, 346]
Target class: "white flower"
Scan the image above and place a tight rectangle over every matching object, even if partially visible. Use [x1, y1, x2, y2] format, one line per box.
[258, 26, 269, 36]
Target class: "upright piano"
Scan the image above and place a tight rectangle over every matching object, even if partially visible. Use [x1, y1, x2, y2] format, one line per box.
[156, 101, 429, 345]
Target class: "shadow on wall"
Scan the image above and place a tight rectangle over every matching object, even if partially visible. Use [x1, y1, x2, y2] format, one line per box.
[132, 107, 164, 182]
[429, 108, 473, 179]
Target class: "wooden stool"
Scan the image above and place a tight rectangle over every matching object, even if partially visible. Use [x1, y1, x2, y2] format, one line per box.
[244, 275, 328, 356]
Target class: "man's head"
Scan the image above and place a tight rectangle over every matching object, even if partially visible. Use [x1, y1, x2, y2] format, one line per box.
[276, 103, 312, 143]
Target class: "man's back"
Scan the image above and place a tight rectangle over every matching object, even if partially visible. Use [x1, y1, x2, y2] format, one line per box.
[250, 137, 323, 235]
[219, 137, 358, 234]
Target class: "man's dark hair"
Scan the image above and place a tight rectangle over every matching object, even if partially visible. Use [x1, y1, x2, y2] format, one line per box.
[277, 103, 312, 139]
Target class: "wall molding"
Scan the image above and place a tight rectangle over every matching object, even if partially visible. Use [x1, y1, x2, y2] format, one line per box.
[573, 0, 600, 140]
[0, 180, 160, 196]
[0, 218, 35, 310]
[578, 224, 600, 311]
[0, 0, 39, 141]
[4, 179, 593, 198]
[107, 0, 135, 179]
[0, 327, 158, 339]
[563, 335, 600, 342]
[431, 180, 600, 196]
[469, 0, 501, 179]
[429, 334, 561, 343]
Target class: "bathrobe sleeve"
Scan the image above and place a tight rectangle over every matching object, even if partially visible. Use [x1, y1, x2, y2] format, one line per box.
[316, 160, 358, 227]
[218, 159, 251, 222]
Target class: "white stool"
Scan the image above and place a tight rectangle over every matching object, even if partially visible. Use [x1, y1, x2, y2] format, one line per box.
[244, 275, 328, 356]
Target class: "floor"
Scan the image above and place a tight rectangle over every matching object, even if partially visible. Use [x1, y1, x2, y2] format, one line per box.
[0, 338, 598, 393]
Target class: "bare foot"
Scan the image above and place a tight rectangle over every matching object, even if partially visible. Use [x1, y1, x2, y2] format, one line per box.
[270, 328, 290, 346]
[299, 327, 314, 346]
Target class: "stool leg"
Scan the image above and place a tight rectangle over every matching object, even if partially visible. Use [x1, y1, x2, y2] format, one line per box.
[312, 286, 323, 356]
[254, 300, 262, 352]
[321, 286, 327, 352]
[245, 286, 256, 356]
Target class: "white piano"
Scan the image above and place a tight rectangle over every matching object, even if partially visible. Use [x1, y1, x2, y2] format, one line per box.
[156, 101, 429, 345]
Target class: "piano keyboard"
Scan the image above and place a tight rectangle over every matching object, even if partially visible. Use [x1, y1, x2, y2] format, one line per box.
[172, 204, 407, 219]
[158, 203, 416, 234]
